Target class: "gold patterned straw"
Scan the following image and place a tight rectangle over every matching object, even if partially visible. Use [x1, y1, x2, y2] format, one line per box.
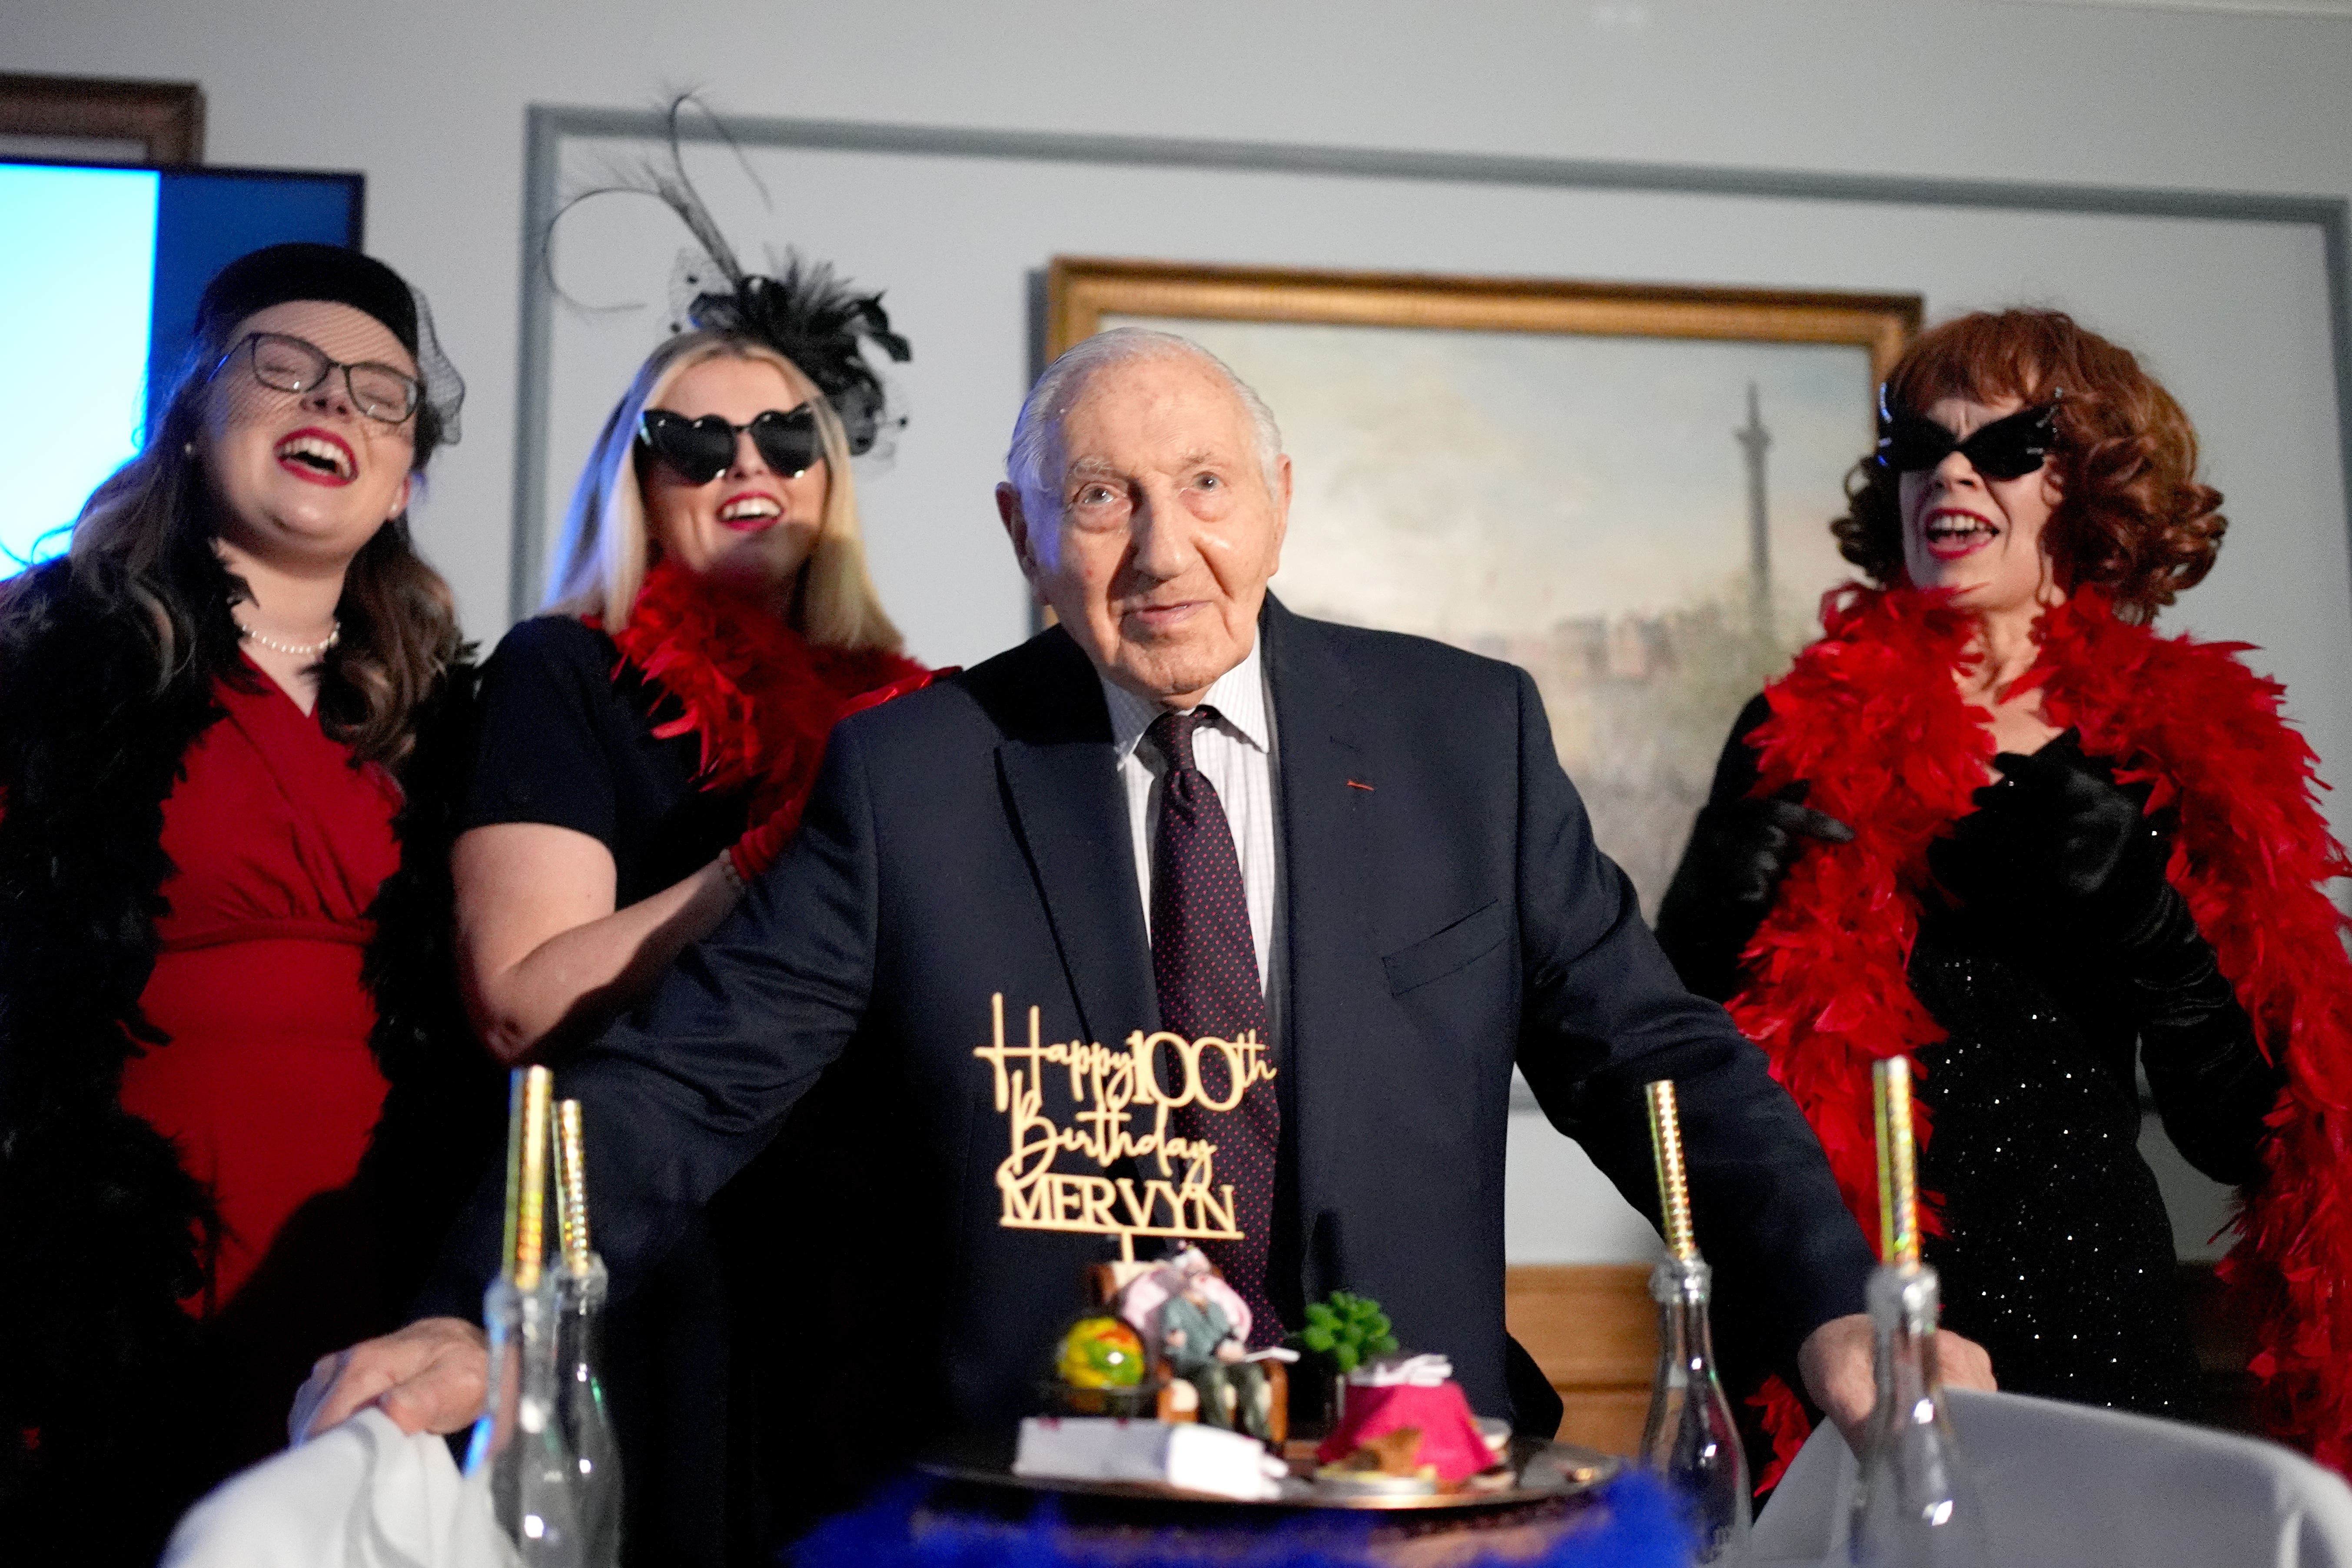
[1644, 1080, 1697, 1263]
[554, 1099, 591, 1275]
[1873, 1058, 1920, 1269]
[513, 1066, 554, 1291]
[551, 1103, 576, 1272]
[498, 1069, 525, 1284]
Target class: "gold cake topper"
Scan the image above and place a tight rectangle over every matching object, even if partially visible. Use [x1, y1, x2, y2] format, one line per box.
[973, 992, 1275, 1261]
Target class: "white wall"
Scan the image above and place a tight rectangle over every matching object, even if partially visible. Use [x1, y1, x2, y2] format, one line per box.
[11, 0, 2352, 637]
[9, 0, 2350, 1263]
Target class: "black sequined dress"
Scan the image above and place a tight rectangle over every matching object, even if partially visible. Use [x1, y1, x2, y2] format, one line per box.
[1907, 906, 2201, 1417]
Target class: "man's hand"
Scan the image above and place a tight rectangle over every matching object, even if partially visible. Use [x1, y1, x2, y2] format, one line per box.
[290, 1317, 488, 1443]
[1797, 1312, 1996, 1450]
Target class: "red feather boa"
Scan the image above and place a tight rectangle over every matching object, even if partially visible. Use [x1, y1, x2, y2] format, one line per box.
[1732, 584, 2352, 1484]
[600, 558, 932, 830]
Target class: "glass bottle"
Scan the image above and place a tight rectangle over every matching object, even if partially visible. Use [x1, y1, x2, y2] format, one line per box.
[1639, 1254, 1752, 1562]
[463, 1065, 586, 1565]
[465, 1272, 585, 1565]
[1847, 1262, 1991, 1568]
[555, 1252, 624, 1568]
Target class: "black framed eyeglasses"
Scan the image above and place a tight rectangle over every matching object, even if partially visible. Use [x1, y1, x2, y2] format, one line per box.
[214, 332, 422, 425]
[637, 405, 824, 485]
[1875, 389, 2061, 481]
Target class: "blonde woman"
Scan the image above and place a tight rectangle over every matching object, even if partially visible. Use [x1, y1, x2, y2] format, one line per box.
[457, 318, 923, 1062]
[452, 260, 927, 1565]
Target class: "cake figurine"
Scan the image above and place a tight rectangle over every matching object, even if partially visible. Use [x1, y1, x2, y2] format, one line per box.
[1115, 1246, 1284, 1442]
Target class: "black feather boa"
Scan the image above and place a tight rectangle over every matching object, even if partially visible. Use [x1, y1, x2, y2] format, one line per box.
[0, 551, 500, 1561]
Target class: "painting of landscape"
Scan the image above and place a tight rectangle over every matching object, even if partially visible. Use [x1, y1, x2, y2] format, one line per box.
[1100, 310, 1885, 914]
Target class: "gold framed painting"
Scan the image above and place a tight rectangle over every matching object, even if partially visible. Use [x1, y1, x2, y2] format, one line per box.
[1046, 257, 1920, 913]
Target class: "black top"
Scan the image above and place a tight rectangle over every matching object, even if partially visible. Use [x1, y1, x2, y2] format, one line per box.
[465, 614, 764, 1565]
[462, 616, 748, 904]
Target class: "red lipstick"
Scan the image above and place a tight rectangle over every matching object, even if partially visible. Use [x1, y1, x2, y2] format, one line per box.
[274, 427, 357, 488]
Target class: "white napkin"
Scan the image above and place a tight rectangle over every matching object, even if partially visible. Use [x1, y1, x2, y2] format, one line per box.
[162, 1408, 519, 1568]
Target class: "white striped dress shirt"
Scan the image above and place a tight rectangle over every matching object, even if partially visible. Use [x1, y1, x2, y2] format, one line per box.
[1098, 637, 1282, 995]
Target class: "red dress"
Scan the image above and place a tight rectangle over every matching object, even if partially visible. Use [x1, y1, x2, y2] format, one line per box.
[116, 662, 403, 1317]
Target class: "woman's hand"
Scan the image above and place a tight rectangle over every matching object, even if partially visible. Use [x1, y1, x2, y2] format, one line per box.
[1939, 735, 2170, 947]
[1688, 795, 1856, 908]
[1654, 791, 1853, 1001]
[726, 667, 949, 885]
[728, 795, 807, 884]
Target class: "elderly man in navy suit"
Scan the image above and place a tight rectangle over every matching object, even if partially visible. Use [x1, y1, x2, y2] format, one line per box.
[307, 326, 1989, 1467]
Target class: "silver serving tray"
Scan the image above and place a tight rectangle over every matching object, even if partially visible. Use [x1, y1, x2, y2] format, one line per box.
[917, 1435, 1619, 1513]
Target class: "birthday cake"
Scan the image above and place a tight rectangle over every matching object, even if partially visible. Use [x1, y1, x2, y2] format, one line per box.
[1316, 1355, 1511, 1491]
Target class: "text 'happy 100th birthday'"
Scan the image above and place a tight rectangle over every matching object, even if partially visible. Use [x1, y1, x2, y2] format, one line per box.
[971, 992, 1276, 1260]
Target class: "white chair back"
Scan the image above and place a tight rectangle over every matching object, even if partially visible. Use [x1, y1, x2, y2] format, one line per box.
[1752, 1387, 2352, 1568]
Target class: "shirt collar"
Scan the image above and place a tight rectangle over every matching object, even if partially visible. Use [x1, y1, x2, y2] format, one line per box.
[1098, 635, 1272, 762]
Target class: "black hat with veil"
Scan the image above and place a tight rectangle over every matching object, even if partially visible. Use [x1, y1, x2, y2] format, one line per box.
[197, 241, 466, 446]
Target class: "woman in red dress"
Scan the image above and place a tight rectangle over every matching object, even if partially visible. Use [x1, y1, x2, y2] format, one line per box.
[0, 244, 493, 1564]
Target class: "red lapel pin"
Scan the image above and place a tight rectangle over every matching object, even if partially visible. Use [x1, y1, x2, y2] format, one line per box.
[1345, 779, 1375, 792]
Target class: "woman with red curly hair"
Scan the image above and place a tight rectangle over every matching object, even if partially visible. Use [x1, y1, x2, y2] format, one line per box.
[1657, 307, 2352, 1475]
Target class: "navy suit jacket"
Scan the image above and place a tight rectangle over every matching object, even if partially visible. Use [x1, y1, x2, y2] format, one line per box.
[432, 597, 1874, 1439]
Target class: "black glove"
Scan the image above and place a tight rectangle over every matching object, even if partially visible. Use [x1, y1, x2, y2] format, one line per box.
[1655, 791, 1853, 1002]
[1932, 732, 2171, 951]
[2130, 890, 2284, 1186]
[1937, 734, 2282, 1183]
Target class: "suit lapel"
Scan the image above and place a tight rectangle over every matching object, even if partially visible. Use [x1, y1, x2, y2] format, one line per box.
[1262, 597, 1379, 1087]
[992, 631, 1159, 1049]
[986, 603, 1381, 1082]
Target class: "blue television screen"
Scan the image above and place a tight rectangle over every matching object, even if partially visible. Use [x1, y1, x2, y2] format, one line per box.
[0, 160, 362, 569]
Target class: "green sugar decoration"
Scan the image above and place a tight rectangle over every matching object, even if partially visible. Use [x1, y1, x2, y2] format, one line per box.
[1293, 1289, 1401, 1373]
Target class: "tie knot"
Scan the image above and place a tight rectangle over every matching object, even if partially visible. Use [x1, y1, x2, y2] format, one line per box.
[1147, 705, 1220, 774]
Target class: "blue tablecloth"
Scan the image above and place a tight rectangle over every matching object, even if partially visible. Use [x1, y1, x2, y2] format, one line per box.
[795, 1471, 1694, 1568]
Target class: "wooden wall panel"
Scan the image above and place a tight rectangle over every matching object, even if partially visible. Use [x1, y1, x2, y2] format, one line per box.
[1506, 1263, 1658, 1456]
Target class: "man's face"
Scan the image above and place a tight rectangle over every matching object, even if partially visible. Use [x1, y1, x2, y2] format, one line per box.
[997, 352, 1290, 709]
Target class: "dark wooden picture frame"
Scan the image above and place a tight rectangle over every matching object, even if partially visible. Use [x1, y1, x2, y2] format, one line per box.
[0, 72, 205, 165]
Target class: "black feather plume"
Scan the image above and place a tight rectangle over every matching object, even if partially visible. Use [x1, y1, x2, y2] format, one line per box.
[559, 95, 911, 454]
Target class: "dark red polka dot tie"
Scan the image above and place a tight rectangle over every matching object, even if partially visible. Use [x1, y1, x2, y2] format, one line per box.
[1147, 706, 1282, 1346]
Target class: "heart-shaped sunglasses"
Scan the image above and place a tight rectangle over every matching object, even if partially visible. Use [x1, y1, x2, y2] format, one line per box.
[637, 405, 824, 485]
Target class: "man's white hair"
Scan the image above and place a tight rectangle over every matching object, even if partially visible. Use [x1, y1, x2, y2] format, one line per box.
[1003, 326, 1285, 503]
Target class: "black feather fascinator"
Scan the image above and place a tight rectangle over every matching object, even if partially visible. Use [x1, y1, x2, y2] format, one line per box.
[557, 96, 912, 455]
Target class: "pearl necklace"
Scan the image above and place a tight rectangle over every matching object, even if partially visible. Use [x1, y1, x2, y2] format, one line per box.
[235, 615, 341, 658]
